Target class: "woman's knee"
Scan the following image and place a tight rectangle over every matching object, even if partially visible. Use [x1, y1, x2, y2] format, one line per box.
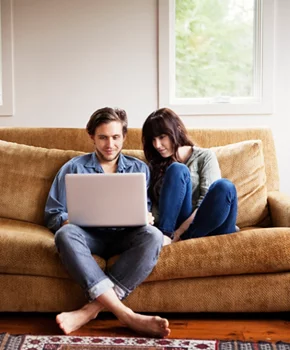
[165, 162, 190, 179]
[210, 179, 237, 198]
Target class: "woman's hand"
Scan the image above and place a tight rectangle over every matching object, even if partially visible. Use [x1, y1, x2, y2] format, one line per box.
[172, 232, 182, 243]
[172, 209, 198, 242]
[61, 219, 69, 226]
[147, 212, 155, 225]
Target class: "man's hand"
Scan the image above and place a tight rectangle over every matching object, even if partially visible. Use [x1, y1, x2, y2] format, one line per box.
[163, 235, 172, 246]
[147, 212, 155, 225]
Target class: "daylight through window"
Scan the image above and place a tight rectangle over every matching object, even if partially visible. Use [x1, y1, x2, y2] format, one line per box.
[158, 0, 274, 115]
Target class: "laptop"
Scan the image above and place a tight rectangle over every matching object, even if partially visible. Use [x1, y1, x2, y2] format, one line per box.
[65, 173, 149, 227]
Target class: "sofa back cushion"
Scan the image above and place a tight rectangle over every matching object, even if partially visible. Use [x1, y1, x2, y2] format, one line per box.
[0, 141, 84, 225]
[211, 140, 268, 227]
[124, 140, 268, 228]
[0, 139, 268, 228]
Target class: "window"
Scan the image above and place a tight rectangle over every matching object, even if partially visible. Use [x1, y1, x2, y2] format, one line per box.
[0, 0, 14, 116]
[158, 0, 274, 115]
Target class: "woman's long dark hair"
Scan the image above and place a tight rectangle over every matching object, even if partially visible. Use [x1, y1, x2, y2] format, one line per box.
[142, 108, 193, 204]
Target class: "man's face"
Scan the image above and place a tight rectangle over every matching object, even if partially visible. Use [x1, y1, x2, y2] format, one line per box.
[91, 121, 125, 163]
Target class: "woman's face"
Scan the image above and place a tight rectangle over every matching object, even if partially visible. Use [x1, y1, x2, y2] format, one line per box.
[152, 134, 174, 158]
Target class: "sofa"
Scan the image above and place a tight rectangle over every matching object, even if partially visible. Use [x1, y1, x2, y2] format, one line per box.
[0, 126, 290, 313]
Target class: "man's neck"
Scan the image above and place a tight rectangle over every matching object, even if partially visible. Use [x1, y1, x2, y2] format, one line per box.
[98, 156, 119, 173]
[101, 162, 118, 173]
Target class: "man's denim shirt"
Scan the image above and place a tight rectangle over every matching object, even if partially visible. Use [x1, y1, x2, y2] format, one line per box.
[44, 152, 151, 233]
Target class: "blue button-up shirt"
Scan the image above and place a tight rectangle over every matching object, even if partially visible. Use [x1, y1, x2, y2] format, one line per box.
[44, 152, 151, 232]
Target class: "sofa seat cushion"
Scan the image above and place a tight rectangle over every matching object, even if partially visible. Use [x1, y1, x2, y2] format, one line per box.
[0, 218, 106, 278]
[108, 228, 290, 283]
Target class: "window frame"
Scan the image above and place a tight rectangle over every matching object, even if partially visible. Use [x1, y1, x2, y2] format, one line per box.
[158, 0, 275, 116]
[0, 0, 14, 116]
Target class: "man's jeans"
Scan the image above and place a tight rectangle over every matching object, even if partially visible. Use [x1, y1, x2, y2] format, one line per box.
[54, 224, 163, 301]
[158, 162, 238, 239]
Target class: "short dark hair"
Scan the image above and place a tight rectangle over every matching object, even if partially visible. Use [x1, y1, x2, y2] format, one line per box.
[86, 107, 128, 136]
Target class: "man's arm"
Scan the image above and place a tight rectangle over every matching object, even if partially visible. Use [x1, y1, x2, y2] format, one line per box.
[44, 163, 72, 232]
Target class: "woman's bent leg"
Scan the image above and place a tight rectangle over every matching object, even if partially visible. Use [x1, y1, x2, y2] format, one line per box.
[158, 163, 193, 237]
[182, 179, 238, 239]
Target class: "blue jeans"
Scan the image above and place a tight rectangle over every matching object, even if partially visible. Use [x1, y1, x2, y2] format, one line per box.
[158, 162, 238, 239]
[54, 224, 163, 301]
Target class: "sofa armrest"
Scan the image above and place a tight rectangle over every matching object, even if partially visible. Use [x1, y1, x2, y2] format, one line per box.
[267, 191, 290, 227]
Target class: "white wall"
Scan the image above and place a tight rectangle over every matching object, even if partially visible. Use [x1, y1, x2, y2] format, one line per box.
[1, 0, 289, 195]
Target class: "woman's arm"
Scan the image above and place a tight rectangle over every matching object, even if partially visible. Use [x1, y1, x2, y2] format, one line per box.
[196, 149, 221, 208]
[172, 149, 221, 242]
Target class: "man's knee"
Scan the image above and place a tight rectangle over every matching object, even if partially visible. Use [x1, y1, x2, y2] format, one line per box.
[140, 225, 163, 247]
[54, 224, 81, 248]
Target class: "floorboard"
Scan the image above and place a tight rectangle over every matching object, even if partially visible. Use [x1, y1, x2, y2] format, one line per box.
[0, 312, 289, 342]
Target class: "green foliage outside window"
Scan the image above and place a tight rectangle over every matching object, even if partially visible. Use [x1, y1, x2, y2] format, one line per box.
[175, 0, 255, 99]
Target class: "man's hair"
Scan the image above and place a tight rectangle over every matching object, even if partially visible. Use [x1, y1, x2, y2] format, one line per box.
[86, 107, 128, 136]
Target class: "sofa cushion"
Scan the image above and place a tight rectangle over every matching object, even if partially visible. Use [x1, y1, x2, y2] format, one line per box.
[107, 227, 290, 283]
[0, 140, 85, 225]
[122, 149, 146, 162]
[0, 217, 106, 278]
[211, 140, 268, 227]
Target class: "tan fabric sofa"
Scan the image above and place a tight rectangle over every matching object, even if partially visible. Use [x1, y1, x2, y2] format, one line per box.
[0, 127, 290, 313]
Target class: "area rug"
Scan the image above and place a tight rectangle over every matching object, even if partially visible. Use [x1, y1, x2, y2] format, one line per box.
[1, 333, 290, 350]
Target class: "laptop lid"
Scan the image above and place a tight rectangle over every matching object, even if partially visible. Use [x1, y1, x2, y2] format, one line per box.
[65, 173, 149, 227]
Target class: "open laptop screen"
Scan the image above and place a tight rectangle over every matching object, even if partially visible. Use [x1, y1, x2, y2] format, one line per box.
[65, 173, 148, 227]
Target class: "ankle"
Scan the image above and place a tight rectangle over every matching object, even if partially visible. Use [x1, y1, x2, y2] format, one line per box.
[82, 302, 102, 319]
[116, 307, 135, 325]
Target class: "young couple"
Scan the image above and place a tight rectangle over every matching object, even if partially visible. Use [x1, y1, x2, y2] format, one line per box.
[44, 107, 238, 338]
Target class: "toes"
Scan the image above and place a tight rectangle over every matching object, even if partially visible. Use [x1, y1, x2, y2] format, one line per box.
[164, 328, 171, 337]
[162, 318, 169, 328]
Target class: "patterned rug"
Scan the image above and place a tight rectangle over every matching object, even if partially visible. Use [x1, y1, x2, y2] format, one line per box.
[1, 333, 290, 350]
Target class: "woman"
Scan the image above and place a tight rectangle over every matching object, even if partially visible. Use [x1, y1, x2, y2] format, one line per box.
[142, 108, 238, 245]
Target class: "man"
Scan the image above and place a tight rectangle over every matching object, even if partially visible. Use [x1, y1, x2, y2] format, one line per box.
[44, 107, 170, 337]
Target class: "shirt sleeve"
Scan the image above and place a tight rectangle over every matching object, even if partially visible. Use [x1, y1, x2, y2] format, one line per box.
[144, 163, 152, 212]
[196, 150, 221, 208]
[44, 161, 73, 233]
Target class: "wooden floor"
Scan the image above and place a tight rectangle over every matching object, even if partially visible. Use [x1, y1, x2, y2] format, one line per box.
[0, 312, 290, 342]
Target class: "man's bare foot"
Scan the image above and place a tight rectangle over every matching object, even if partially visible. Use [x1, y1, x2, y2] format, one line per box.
[56, 301, 103, 334]
[119, 310, 171, 338]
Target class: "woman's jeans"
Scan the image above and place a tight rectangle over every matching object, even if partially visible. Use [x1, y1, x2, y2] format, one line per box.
[54, 224, 163, 302]
[158, 162, 238, 239]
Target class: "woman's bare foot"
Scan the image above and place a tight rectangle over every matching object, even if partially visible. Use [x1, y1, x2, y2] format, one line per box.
[56, 301, 103, 334]
[119, 310, 171, 338]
